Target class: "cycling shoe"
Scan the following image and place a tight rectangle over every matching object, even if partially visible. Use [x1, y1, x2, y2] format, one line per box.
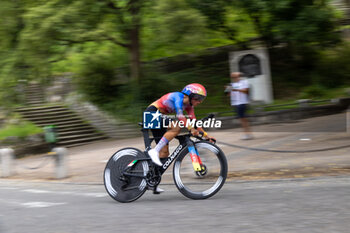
[148, 149, 162, 166]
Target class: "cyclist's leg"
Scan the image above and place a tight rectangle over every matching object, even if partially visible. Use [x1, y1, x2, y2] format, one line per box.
[149, 126, 177, 193]
[159, 124, 181, 158]
[159, 146, 169, 159]
[145, 105, 181, 162]
[149, 125, 167, 164]
[149, 124, 181, 165]
[162, 124, 181, 142]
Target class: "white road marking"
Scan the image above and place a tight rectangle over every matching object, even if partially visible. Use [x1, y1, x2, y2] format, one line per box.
[21, 202, 66, 208]
[82, 193, 108, 198]
[299, 138, 311, 141]
[22, 189, 53, 194]
[20, 188, 107, 198]
[0, 187, 18, 190]
[0, 198, 66, 208]
[1, 189, 107, 209]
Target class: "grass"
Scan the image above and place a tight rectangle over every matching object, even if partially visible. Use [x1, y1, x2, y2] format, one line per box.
[0, 121, 43, 140]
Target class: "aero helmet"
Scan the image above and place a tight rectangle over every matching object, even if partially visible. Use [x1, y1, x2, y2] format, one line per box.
[181, 83, 207, 103]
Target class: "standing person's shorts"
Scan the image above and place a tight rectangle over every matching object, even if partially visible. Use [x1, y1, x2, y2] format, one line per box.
[144, 105, 167, 143]
[234, 104, 248, 119]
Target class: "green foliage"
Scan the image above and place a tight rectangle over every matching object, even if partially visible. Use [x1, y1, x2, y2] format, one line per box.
[142, 0, 226, 59]
[0, 121, 43, 140]
[0, 1, 34, 105]
[100, 98, 145, 123]
[238, 0, 340, 52]
[299, 85, 328, 99]
[87, 58, 232, 122]
[186, 0, 238, 41]
[0, 52, 28, 107]
[269, 42, 350, 99]
[74, 54, 119, 104]
[17, 0, 108, 81]
[0, 0, 348, 119]
[140, 65, 178, 103]
[315, 42, 350, 88]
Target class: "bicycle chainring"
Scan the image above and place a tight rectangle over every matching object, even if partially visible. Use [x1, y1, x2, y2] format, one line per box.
[146, 167, 162, 187]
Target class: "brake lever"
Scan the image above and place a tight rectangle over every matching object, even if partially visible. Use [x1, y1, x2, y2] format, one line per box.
[204, 137, 216, 144]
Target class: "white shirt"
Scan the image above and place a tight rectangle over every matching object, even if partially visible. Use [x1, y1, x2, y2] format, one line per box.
[229, 79, 249, 106]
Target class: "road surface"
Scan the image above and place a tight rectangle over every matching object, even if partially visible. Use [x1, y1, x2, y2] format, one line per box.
[1, 176, 349, 233]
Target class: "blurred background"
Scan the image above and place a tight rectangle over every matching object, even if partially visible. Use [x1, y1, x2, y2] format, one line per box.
[0, 0, 350, 148]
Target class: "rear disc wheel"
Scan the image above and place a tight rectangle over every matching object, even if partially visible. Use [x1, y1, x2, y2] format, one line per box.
[104, 148, 149, 203]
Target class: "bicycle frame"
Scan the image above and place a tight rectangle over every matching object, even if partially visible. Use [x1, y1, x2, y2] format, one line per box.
[124, 128, 204, 178]
[103, 118, 227, 202]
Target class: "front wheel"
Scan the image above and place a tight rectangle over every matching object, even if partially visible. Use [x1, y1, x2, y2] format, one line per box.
[104, 148, 149, 203]
[173, 141, 227, 200]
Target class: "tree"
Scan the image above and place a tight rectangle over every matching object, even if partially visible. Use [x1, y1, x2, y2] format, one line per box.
[0, 0, 38, 106]
[186, 0, 239, 41]
[142, 0, 211, 58]
[237, 0, 339, 49]
[188, 0, 339, 50]
[18, 0, 149, 83]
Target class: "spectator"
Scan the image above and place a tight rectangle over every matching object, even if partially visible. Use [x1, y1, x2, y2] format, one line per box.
[225, 72, 253, 140]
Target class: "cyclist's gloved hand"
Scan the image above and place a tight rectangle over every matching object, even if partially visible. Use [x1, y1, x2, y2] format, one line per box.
[201, 131, 216, 143]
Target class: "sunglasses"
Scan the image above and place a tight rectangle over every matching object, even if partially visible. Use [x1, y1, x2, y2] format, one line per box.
[192, 94, 206, 102]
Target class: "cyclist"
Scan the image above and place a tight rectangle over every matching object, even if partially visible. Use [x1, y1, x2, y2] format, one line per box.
[145, 83, 215, 167]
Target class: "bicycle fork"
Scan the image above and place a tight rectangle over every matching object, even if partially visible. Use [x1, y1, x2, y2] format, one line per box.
[187, 146, 202, 171]
[186, 139, 205, 172]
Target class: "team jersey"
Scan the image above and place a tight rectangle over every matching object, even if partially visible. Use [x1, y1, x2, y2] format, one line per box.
[151, 92, 195, 123]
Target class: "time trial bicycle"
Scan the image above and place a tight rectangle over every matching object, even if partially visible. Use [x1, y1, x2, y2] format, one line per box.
[103, 115, 228, 203]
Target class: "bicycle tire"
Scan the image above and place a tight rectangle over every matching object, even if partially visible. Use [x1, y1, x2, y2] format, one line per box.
[103, 147, 149, 203]
[173, 141, 227, 200]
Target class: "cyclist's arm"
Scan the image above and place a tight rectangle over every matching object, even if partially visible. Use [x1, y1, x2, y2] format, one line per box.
[185, 106, 209, 137]
[174, 93, 189, 127]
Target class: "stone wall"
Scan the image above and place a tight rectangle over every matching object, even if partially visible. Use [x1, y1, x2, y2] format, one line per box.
[65, 94, 139, 139]
[45, 73, 73, 103]
[44, 75, 140, 139]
